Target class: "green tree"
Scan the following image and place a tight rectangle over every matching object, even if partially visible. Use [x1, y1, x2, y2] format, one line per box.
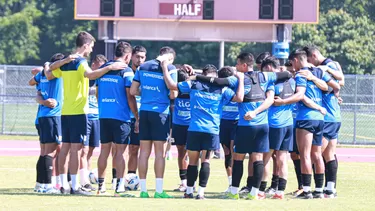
[0, 1, 42, 64]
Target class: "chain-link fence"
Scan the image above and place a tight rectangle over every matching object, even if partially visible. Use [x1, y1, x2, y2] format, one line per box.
[0, 65, 374, 144]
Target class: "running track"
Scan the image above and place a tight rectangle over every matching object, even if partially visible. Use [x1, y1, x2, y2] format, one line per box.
[0, 140, 375, 162]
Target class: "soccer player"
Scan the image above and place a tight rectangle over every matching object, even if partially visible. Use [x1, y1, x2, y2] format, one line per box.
[171, 68, 191, 192]
[255, 52, 271, 71]
[274, 49, 339, 199]
[303, 46, 344, 198]
[162, 62, 244, 199]
[129, 47, 177, 198]
[48, 31, 127, 195]
[29, 53, 65, 193]
[261, 56, 296, 199]
[96, 41, 138, 196]
[85, 54, 107, 190]
[128, 46, 147, 175]
[218, 66, 239, 193]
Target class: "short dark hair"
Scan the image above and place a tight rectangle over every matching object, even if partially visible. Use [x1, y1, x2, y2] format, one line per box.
[159, 46, 176, 58]
[288, 49, 307, 61]
[115, 41, 132, 58]
[202, 64, 217, 76]
[93, 54, 107, 64]
[256, 52, 271, 65]
[284, 60, 292, 67]
[177, 69, 189, 82]
[302, 45, 320, 57]
[49, 53, 65, 63]
[261, 56, 280, 70]
[218, 66, 234, 78]
[76, 31, 96, 48]
[132, 45, 147, 55]
[237, 52, 255, 67]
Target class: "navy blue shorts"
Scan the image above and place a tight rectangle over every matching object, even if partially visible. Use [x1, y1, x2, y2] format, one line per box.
[39, 116, 61, 144]
[290, 127, 299, 154]
[296, 120, 324, 146]
[35, 124, 41, 142]
[139, 110, 170, 141]
[87, 119, 100, 147]
[61, 114, 88, 145]
[100, 119, 131, 145]
[269, 125, 293, 151]
[172, 124, 189, 146]
[219, 119, 238, 149]
[129, 118, 140, 146]
[323, 122, 341, 140]
[186, 131, 220, 151]
[234, 124, 269, 154]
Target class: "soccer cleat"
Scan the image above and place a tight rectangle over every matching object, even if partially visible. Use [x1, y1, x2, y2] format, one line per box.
[36, 187, 45, 193]
[82, 184, 96, 192]
[173, 184, 187, 192]
[140, 191, 150, 198]
[324, 191, 336, 199]
[96, 190, 110, 196]
[258, 192, 266, 200]
[292, 189, 303, 197]
[71, 187, 93, 195]
[226, 193, 240, 200]
[246, 193, 258, 200]
[312, 191, 324, 199]
[195, 194, 205, 200]
[239, 186, 250, 195]
[60, 187, 70, 195]
[265, 187, 277, 197]
[272, 193, 284, 199]
[44, 187, 60, 194]
[114, 191, 135, 197]
[54, 184, 61, 190]
[34, 183, 41, 192]
[154, 191, 173, 198]
[295, 191, 313, 199]
[223, 186, 231, 194]
[183, 193, 194, 199]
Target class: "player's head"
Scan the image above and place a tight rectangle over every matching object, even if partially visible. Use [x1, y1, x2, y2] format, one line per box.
[202, 64, 218, 77]
[236, 52, 254, 73]
[132, 45, 147, 68]
[76, 31, 96, 57]
[177, 69, 189, 82]
[261, 56, 280, 73]
[288, 49, 308, 71]
[91, 54, 107, 70]
[256, 52, 271, 70]
[159, 46, 176, 64]
[218, 66, 235, 78]
[115, 41, 132, 64]
[303, 45, 323, 66]
[284, 60, 296, 76]
[49, 53, 65, 63]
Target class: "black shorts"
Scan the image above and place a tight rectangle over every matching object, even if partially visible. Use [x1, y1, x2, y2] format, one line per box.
[35, 124, 41, 142]
[323, 122, 341, 140]
[234, 124, 269, 154]
[87, 119, 100, 147]
[139, 110, 170, 141]
[129, 118, 140, 146]
[219, 119, 238, 149]
[100, 118, 131, 145]
[172, 124, 189, 146]
[186, 131, 220, 151]
[61, 114, 88, 145]
[269, 125, 293, 151]
[296, 120, 324, 146]
[39, 116, 61, 144]
[290, 127, 299, 154]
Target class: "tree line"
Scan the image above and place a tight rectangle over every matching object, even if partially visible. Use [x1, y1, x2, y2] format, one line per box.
[0, 0, 374, 74]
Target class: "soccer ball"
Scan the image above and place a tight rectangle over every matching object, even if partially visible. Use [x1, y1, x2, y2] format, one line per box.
[124, 173, 139, 191]
[89, 168, 98, 184]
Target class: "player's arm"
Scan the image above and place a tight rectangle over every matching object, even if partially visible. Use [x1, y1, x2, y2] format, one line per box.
[29, 77, 38, 86]
[95, 86, 99, 100]
[298, 70, 328, 91]
[126, 88, 139, 120]
[49, 54, 79, 71]
[161, 61, 178, 90]
[169, 91, 178, 100]
[36, 91, 56, 108]
[325, 63, 344, 81]
[274, 86, 306, 106]
[301, 96, 327, 115]
[130, 81, 141, 96]
[84, 62, 127, 80]
[244, 90, 275, 120]
[231, 72, 244, 102]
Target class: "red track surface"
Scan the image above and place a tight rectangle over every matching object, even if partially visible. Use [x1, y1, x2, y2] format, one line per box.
[0, 140, 375, 162]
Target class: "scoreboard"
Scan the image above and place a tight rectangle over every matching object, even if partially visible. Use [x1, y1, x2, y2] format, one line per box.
[75, 0, 319, 24]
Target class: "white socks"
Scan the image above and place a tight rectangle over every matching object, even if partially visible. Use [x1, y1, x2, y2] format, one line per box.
[155, 178, 163, 194]
[303, 186, 311, 192]
[79, 168, 88, 186]
[60, 174, 69, 189]
[71, 174, 79, 190]
[182, 179, 187, 187]
[250, 187, 259, 196]
[186, 186, 194, 194]
[198, 186, 205, 196]
[230, 186, 238, 195]
[228, 176, 232, 186]
[140, 179, 147, 192]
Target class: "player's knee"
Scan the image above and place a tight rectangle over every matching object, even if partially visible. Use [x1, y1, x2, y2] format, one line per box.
[225, 153, 232, 169]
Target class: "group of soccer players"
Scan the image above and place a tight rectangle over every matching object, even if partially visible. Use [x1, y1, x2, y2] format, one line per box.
[29, 31, 344, 200]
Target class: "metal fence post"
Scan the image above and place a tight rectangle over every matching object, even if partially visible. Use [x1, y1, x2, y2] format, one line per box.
[1, 65, 6, 134]
[353, 75, 358, 144]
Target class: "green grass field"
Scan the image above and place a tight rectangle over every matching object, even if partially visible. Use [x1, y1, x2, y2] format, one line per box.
[0, 157, 374, 210]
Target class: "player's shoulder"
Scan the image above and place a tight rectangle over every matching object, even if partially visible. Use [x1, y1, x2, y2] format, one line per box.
[120, 67, 134, 77]
[61, 56, 87, 71]
[139, 60, 156, 70]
